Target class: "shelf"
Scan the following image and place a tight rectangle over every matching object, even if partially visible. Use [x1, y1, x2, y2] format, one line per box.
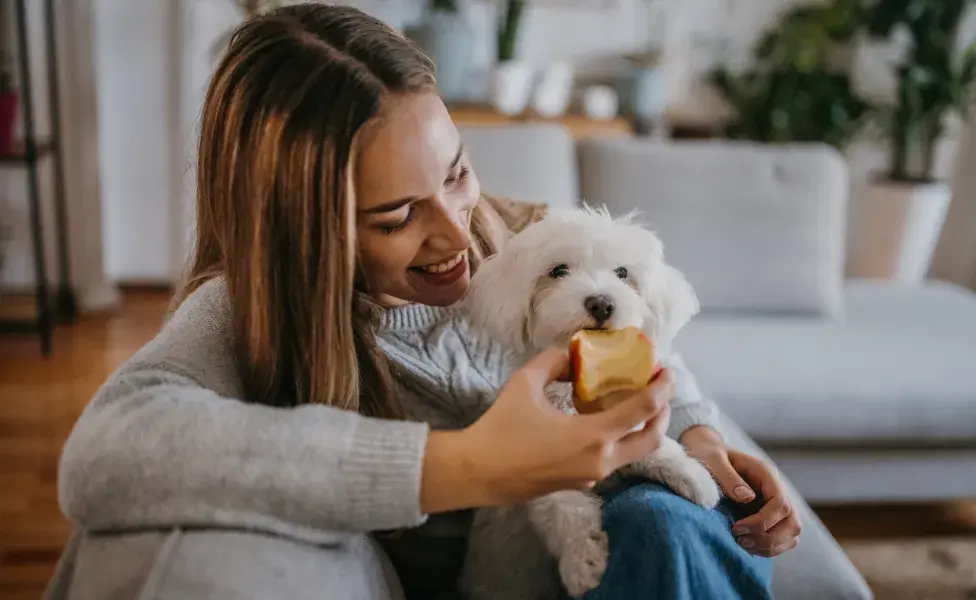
[0, 320, 43, 333]
[0, 139, 55, 164]
[446, 103, 728, 141]
[0, 0, 73, 357]
[447, 103, 634, 141]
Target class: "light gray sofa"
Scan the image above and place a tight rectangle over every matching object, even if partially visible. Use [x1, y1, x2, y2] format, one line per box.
[47, 419, 867, 600]
[464, 125, 976, 497]
[458, 123, 976, 599]
[49, 125, 976, 600]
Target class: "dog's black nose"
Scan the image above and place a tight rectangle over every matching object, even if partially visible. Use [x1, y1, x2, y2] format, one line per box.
[584, 295, 615, 325]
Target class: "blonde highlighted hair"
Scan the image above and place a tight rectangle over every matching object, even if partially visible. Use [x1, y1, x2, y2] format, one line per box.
[173, 4, 530, 418]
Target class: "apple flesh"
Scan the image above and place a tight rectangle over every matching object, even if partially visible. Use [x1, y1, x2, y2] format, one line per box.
[569, 327, 657, 414]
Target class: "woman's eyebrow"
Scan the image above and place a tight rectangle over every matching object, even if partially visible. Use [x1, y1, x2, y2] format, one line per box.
[359, 143, 465, 215]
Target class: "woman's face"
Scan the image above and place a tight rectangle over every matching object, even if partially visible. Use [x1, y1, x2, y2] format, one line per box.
[355, 93, 480, 307]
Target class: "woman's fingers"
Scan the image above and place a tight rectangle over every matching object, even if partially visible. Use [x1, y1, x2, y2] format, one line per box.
[522, 348, 571, 386]
[729, 451, 783, 503]
[594, 369, 673, 435]
[728, 451, 791, 530]
[741, 536, 799, 558]
[735, 513, 803, 555]
[706, 451, 758, 504]
[769, 537, 800, 557]
[613, 405, 671, 463]
[718, 450, 802, 557]
[733, 492, 792, 534]
[601, 370, 673, 467]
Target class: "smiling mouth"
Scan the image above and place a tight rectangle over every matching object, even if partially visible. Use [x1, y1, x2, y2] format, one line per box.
[410, 251, 466, 274]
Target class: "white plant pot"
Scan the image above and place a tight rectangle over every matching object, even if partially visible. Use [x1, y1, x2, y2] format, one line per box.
[490, 61, 534, 116]
[849, 180, 952, 283]
[582, 85, 619, 121]
[531, 62, 574, 118]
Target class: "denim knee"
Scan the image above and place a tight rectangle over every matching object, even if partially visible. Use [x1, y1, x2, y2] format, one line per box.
[586, 482, 774, 600]
[602, 481, 733, 550]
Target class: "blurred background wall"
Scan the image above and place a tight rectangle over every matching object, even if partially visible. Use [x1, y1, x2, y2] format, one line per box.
[1, 0, 973, 296]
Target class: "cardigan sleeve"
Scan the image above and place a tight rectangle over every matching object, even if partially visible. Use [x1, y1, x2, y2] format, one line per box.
[57, 278, 430, 544]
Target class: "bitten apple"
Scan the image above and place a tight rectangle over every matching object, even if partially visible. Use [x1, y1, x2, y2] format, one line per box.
[569, 327, 657, 414]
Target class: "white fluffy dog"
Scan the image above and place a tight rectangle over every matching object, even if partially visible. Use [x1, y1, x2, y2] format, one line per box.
[458, 206, 721, 600]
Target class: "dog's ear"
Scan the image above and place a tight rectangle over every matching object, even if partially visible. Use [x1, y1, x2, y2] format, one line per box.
[640, 263, 700, 348]
[461, 249, 533, 353]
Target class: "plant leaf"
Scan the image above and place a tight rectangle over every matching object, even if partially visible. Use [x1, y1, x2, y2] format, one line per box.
[960, 41, 976, 87]
[866, 0, 912, 36]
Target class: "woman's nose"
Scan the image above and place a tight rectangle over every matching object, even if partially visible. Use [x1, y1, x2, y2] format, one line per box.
[428, 203, 471, 252]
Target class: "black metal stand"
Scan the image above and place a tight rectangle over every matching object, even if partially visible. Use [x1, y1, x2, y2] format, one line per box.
[0, 0, 76, 356]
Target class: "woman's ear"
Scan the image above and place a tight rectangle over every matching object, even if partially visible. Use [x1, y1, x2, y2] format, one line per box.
[641, 263, 700, 348]
[461, 249, 533, 354]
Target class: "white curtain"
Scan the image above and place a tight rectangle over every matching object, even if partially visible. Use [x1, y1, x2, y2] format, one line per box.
[931, 119, 976, 291]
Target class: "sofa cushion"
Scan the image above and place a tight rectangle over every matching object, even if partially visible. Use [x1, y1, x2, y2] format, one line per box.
[458, 124, 579, 211]
[53, 529, 405, 600]
[578, 140, 848, 318]
[675, 281, 976, 446]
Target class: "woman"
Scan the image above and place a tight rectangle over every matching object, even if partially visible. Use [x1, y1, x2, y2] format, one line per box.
[54, 5, 799, 600]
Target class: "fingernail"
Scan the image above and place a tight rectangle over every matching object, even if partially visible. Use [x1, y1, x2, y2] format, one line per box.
[732, 526, 749, 536]
[733, 485, 756, 501]
[738, 537, 755, 549]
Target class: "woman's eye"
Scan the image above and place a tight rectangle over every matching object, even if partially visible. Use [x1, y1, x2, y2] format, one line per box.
[379, 206, 415, 235]
[447, 165, 470, 186]
[549, 264, 570, 279]
[615, 267, 628, 280]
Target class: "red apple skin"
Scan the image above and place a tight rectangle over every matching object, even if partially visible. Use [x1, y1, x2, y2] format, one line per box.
[569, 335, 602, 413]
[569, 335, 583, 392]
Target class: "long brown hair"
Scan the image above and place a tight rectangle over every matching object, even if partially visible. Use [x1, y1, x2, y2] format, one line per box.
[173, 4, 504, 418]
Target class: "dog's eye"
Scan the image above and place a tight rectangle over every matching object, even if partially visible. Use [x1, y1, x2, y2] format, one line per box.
[615, 267, 629, 280]
[549, 264, 569, 279]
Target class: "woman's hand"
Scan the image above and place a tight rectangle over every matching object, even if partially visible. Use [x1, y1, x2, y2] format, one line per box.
[421, 348, 674, 513]
[681, 426, 802, 558]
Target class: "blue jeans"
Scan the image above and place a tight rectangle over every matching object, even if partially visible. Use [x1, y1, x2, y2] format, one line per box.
[584, 481, 775, 600]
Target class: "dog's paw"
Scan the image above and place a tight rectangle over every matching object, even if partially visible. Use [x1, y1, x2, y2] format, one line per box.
[660, 457, 721, 509]
[558, 528, 609, 598]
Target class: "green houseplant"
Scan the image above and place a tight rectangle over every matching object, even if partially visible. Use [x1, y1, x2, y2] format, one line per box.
[849, 0, 976, 283]
[430, 0, 459, 11]
[864, 0, 976, 182]
[496, 0, 525, 64]
[489, 0, 531, 115]
[709, 0, 869, 148]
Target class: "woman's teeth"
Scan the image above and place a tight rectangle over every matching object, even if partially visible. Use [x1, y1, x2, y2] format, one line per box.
[418, 252, 464, 274]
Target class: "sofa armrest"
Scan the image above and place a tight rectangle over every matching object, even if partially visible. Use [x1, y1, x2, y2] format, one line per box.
[718, 414, 872, 600]
[46, 529, 405, 600]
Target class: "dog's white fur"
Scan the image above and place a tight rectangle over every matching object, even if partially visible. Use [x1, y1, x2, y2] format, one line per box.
[458, 206, 721, 600]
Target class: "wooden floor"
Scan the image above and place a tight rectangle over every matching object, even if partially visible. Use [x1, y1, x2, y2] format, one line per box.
[0, 290, 169, 599]
[1, 290, 974, 598]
